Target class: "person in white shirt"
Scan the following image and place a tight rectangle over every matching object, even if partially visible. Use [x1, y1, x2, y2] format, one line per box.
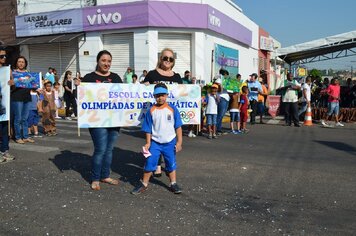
[205, 84, 220, 139]
[132, 74, 140, 84]
[131, 83, 183, 195]
[298, 76, 312, 119]
[279, 72, 301, 127]
[139, 70, 147, 83]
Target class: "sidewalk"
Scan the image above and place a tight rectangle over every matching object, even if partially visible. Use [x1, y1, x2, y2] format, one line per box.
[222, 115, 356, 126]
[222, 115, 284, 125]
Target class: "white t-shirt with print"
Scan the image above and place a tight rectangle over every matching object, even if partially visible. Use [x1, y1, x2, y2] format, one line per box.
[205, 94, 218, 115]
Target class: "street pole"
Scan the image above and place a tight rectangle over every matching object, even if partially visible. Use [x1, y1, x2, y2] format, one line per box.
[352, 66, 353, 79]
[273, 47, 278, 94]
[351, 61, 356, 79]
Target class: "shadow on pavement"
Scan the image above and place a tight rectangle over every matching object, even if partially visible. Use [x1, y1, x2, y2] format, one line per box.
[49, 150, 92, 183]
[111, 147, 171, 190]
[49, 148, 171, 189]
[314, 140, 356, 155]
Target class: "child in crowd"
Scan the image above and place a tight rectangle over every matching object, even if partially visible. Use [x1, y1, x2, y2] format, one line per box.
[205, 84, 220, 139]
[239, 86, 249, 133]
[53, 82, 62, 119]
[27, 89, 42, 138]
[321, 78, 344, 127]
[41, 80, 57, 136]
[257, 77, 268, 124]
[229, 92, 241, 134]
[132, 74, 140, 84]
[131, 83, 183, 195]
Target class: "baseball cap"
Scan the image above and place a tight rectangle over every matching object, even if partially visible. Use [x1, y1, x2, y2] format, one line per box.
[249, 73, 258, 78]
[153, 86, 169, 95]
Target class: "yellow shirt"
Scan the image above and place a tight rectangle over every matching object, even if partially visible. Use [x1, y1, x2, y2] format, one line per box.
[258, 84, 268, 103]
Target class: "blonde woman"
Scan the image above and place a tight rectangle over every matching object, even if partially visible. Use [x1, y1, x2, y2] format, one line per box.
[143, 48, 183, 177]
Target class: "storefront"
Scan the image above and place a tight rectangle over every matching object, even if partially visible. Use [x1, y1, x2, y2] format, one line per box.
[15, 1, 260, 82]
[259, 27, 273, 86]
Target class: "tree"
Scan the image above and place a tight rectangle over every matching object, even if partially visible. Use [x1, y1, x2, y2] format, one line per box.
[309, 69, 322, 78]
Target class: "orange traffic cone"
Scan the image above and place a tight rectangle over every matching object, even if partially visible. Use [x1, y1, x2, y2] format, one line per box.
[304, 106, 313, 126]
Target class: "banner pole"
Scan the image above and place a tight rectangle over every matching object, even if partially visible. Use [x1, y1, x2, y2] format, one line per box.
[8, 120, 10, 136]
[78, 122, 80, 137]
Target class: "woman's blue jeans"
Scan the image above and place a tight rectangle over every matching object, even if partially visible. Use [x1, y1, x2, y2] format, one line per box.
[89, 128, 119, 181]
[216, 97, 229, 133]
[0, 121, 9, 153]
[11, 101, 30, 140]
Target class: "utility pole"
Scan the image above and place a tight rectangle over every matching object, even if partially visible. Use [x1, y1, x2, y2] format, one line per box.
[351, 61, 356, 79]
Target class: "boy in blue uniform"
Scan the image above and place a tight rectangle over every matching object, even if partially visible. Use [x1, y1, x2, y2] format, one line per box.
[131, 83, 183, 195]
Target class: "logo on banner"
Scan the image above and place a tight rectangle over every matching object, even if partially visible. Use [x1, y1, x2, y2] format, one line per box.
[180, 111, 196, 123]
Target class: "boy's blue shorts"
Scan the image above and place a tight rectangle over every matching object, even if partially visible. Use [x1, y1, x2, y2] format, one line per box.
[206, 114, 217, 125]
[144, 138, 177, 172]
[28, 110, 40, 127]
[230, 112, 240, 122]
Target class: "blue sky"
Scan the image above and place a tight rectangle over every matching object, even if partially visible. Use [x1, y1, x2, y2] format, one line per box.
[234, 0, 356, 70]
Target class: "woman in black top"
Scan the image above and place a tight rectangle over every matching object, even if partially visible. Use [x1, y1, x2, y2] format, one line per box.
[62, 70, 77, 120]
[11, 56, 35, 144]
[143, 48, 183, 177]
[81, 50, 123, 191]
[143, 48, 182, 85]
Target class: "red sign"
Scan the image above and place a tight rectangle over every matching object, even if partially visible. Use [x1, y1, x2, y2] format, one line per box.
[267, 95, 281, 118]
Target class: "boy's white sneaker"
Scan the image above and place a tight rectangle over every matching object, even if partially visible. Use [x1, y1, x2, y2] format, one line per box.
[335, 122, 344, 127]
[321, 120, 327, 126]
[188, 131, 196, 138]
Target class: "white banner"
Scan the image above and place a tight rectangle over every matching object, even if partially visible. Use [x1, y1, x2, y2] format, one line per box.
[78, 83, 201, 128]
[0, 66, 11, 121]
[260, 36, 275, 51]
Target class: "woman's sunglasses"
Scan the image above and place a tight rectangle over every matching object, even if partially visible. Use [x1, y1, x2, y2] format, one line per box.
[0, 55, 6, 59]
[162, 56, 174, 63]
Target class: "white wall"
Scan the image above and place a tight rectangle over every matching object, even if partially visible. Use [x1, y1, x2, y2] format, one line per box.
[78, 32, 103, 76]
[133, 29, 158, 75]
[18, 0, 82, 15]
[192, 31, 206, 81]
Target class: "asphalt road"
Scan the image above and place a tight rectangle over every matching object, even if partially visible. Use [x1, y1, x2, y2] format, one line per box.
[0, 119, 355, 236]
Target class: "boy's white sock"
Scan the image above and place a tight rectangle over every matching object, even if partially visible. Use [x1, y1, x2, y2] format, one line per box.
[170, 182, 176, 186]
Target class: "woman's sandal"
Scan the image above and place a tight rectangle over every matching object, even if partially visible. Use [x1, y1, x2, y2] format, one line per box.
[100, 178, 119, 185]
[91, 181, 101, 191]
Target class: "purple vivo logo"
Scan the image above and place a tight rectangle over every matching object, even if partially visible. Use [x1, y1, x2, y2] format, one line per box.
[86, 9, 122, 25]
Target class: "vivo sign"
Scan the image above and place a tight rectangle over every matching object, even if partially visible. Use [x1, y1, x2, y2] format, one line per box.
[15, 2, 252, 46]
[86, 9, 122, 25]
[83, 4, 148, 31]
[208, 13, 221, 28]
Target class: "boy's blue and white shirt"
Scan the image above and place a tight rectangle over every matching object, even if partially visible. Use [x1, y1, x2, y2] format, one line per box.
[142, 103, 183, 144]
